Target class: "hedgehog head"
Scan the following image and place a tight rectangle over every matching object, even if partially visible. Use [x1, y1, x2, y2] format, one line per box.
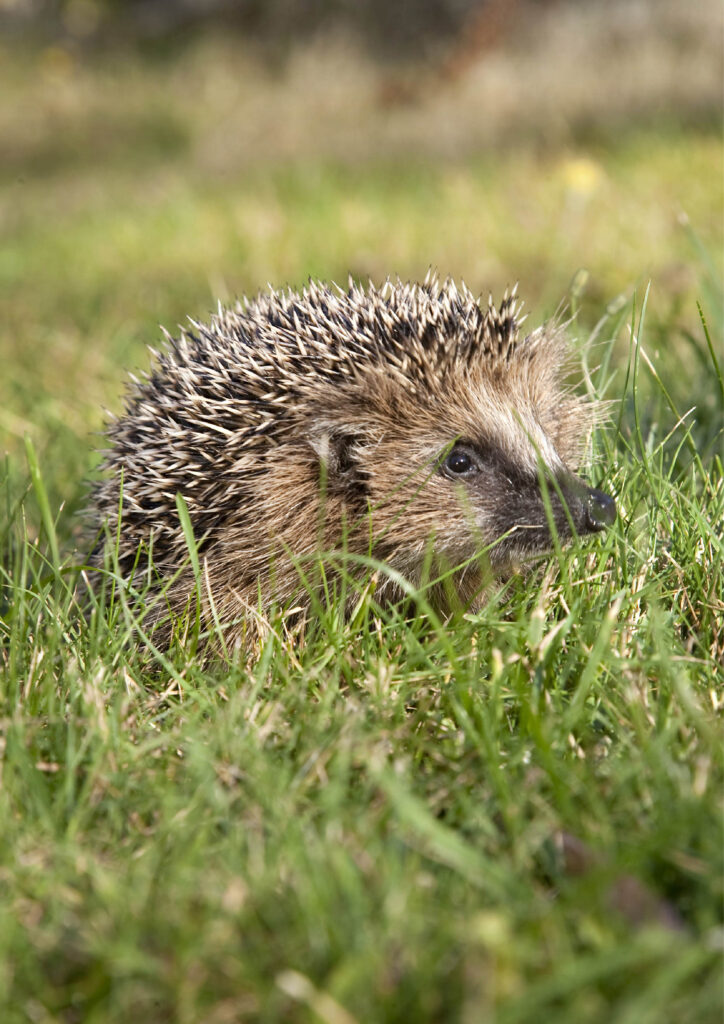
[270, 278, 615, 585]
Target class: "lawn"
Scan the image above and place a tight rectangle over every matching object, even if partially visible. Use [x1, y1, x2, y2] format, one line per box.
[0, 28, 722, 1023]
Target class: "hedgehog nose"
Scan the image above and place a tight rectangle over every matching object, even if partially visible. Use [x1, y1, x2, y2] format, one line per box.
[585, 488, 617, 532]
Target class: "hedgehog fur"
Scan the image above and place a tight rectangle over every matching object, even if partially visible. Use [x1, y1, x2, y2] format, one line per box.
[90, 275, 615, 652]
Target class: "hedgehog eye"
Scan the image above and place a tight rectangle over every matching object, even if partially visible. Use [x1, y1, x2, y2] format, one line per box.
[443, 447, 475, 476]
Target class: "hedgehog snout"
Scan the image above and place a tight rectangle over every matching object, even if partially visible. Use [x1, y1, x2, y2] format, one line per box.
[584, 488, 616, 532]
[558, 474, 616, 535]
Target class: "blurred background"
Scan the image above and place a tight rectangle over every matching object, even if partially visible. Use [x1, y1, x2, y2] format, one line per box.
[1, 0, 722, 525]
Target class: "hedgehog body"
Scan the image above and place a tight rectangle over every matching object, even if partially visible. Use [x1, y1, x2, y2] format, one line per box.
[91, 277, 615, 651]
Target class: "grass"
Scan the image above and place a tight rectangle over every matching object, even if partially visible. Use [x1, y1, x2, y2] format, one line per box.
[1, 298, 722, 1022]
[0, 29, 723, 1024]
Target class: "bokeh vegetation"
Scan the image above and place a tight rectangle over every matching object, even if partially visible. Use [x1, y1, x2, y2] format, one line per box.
[0, 3, 722, 1020]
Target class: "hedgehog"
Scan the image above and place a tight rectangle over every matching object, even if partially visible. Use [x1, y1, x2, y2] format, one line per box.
[89, 275, 616, 652]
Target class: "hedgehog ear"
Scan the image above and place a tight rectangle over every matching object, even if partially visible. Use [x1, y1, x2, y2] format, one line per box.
[309, 427, 363, 497]
[310, 427, 355, 476]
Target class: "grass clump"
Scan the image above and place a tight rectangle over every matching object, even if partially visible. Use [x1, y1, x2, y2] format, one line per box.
[0, 292, 721, 1022]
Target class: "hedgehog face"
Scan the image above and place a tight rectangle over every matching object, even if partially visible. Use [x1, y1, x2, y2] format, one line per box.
[329, 370, 615, 588]
[348, 427, 614, 584]
[435, 439, 615, 569]
[427, 373, 616, 571]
